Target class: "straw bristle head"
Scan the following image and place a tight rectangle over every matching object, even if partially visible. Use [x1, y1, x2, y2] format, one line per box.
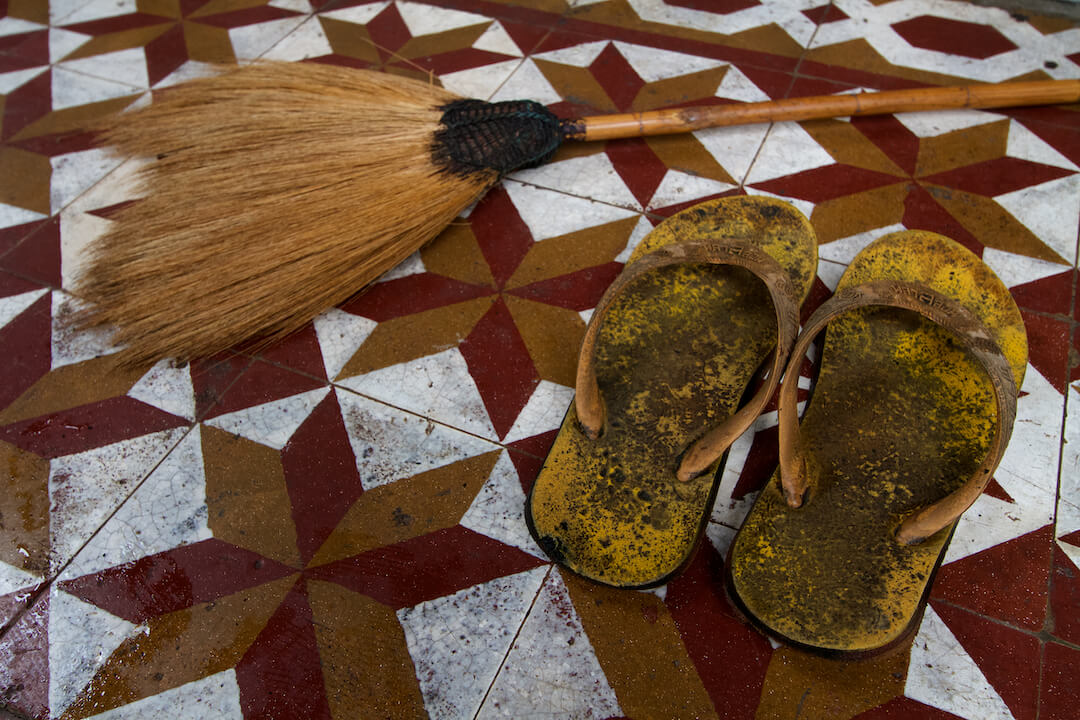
[75, 62, 500, 368]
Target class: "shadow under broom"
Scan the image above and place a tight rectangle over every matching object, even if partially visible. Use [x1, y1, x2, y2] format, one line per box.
[73, 61, 1080, 367]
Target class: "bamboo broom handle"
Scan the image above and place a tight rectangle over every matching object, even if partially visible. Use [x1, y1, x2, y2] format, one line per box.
[562, 79, 1080, 141]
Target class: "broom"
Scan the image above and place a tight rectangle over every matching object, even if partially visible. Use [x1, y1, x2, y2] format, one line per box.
[74, 62, 1080, 367]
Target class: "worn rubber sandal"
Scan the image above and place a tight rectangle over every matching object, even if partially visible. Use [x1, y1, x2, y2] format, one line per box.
[525, 196, 818, 588]
[726, 230, 1027, 656]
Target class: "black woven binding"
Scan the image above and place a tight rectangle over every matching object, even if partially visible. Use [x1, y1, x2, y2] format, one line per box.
[433, 99, 563, 177]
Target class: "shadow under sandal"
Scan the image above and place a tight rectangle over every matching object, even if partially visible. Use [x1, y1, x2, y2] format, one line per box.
[727, 230, 1028, 656]
[526, 196, 818, 588]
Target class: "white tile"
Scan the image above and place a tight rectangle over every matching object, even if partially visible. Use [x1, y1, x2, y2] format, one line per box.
[981, 249, 1071, 289]
[818, 224, 906, 266]
[745, 121, 835, 186]
[48, 428, 189, 575]
[439, 59, 524, 101]
[314, 308, 378, 383]
[1058, 385, 1080, 538]
[49, 28, 89, 64]
[612, 215, 656, 264]
[0, 17, 42, 37]
[502, 178, 638, 241]
[230, 16, 309, 62]
[60, 428, 208, 581]
[715, 65, 772, 103]
[695, 123, 772, 187]
[612, 41, 723, 83]
[397, 2, 491, 36]
[204, 387, 331, 451]
[257, 18, 333, 62]
[321, 3, 390, 25]
[473, 21, 523, 57]
[88, 670, 245, 720]
[894, 109, 1003, 138]
[705, 521, 737, 559]
[905, 605, 1013, 719]
[336, 388, 497, 490]
[0, 289, 48, 331]
[51, 292, 120, 369]
[478, 569, 621, 720]
[460, 451, 546, 559]
[127, 361, 196, 422]
[501, 380, 573, 444]
[995, 175, 1080, 266]
[647, 170, 736, 212]
[0, 66, 48, 94]
[398, 567, 548, 720]
[945, 365, 1061, 564]
[55, 48, 149, 93]
[51, 0, 136, 26]
[50, 147, 125, 215]
[48, 587, 138, 718]
[339, 347, 499, 440]
[532, 41, 608, 68]
[1006, 121, 1078, 171]
[0, 563, 40, 598]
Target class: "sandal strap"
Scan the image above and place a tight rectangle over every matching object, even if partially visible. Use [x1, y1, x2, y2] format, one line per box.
[575, 238, 802, 483]
[775, 279, 1018, 544]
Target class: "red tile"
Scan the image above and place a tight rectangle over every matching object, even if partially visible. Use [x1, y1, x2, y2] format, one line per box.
[1041, 641, 1080, 720]
[308, 526, 545, 609]
[190, 353, 253, 420]
[0, 29, 48, 73]
[0, 220, 48, 258]
[0, 292, 51, 413]
[851, 114, 920, 177]
[1, 65, 51, 141]
[341, 273, 491, 322]
[235, 578, 333, 720]
[921, 157, 1073, 199]
[589, 42, 646, 112]
[58, 539, 295, 624]
[1009, 270, 1074, 317]
[666, 543, 773, 719]
[605, 138, 668, 207]
[752, 163, 902, 203]
[0, 583, 43, 635]
[901, 185, 984, 257]
[508, 262, 623, 311]
[507, 439, 551, 495]
[802, 4, 848, 24]
[891, 17, 1017, 60]
[931, 526, 1053, 631]
[255, 325, 328, 383]
[1020, 311, 1070, 394]
[469, 186, 534, 289]
[0, 219, 61, 287]
[459, 298, 539, 439]
[932, 602, 1041, 720]
[666, 0, 761, 14]
[855, 696, 963, 718]
[0, 589, 49, 719]
[1049, 542, 1080, 645]
[0, 396, 189, 459]
[200, 359, 324, 421]
[281, 392, 364, 565]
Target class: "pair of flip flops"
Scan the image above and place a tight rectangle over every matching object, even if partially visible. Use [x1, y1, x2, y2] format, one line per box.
[525, 196, 1027, 656]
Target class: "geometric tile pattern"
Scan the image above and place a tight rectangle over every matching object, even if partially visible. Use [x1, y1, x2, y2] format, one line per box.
[1, 0, 1078, 718]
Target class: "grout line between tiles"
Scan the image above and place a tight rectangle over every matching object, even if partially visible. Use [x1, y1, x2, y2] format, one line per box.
[472, 564, 554, 720]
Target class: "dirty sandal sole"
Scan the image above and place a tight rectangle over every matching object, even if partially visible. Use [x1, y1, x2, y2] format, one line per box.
[726, 230, 1027, 655]
[526, 196, 818, 588]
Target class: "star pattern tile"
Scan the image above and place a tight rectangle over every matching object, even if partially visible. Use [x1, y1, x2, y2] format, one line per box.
[0, 0, 1078, 718]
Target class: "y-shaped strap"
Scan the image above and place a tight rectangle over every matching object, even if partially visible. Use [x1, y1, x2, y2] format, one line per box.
[775, 279, 1018, 544]
[575, 238, 802, 483]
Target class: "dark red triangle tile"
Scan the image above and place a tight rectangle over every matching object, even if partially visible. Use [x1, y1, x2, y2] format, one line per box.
[1020, 310, 1070, 394]
[0, 582, 43, 633]
[194, 4, 301, 29]
[666, 543, 773, 719]
[1042, 641, 1080, 720]
[0, 217, 60, 287]
[468, 186, 534, 289]
[256, 324, 328, 383]
[144, 22, 189, 86]
[190, 352, 253, 420]
[404, 48, 516, 76]
[921, 158, 1073, 198]
[236, 578, 333, 720]
[500, 20, 550, 55]
[1060, 529, 1080, 546]
[650, 188, 744, 219]
[931, 525, 1053, 631]
[0, 29, 47, 73]
[281, 391, 364, 566]
[891, 16, 1017, 60]
[60, 11, 172, 35]
[752, 164, 903, 204]
[0, 291, 50, 413]
[1014, 121, 1080, 170]
[1009, 270, 1074, 317]
[932, 602, 1040, 720]
[201, 359, 326, 421]
[589, 42, 644, 112]
[851, 114, 921, 177]
[903, 184, 984, 257]
[364, 2, 411, 59]
[59, 538, 296, 624]
[606, 137, 668, 209]
[854, 696, 963, 718]
[507, 438, 552, 495]
[0, 395, 189, 458]
[666, 0, 761, 12]
[0, 219, 49, 257]
[1049, 543, 1080, 645]
[982, 477, 1014, 503]
[802, 4, 847, 23]
[340, 273, 492, 322]
[0, 589, 49, 719]
[308, 525, 545, 609]
[730, 426, 779, 501]
[508, 262, 623, 311]
[2, 67, 51, 141]
[458, 298, 539, 439]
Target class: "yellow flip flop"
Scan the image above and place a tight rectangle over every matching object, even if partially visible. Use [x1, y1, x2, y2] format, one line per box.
[526, 196, 818, 588]
[727, 230, 1027, 655]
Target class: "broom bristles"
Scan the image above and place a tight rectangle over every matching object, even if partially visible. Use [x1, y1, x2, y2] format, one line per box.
[75, 62, 497, 368]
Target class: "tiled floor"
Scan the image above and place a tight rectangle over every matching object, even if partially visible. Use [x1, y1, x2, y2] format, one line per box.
[0, 0, 1078, 718]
